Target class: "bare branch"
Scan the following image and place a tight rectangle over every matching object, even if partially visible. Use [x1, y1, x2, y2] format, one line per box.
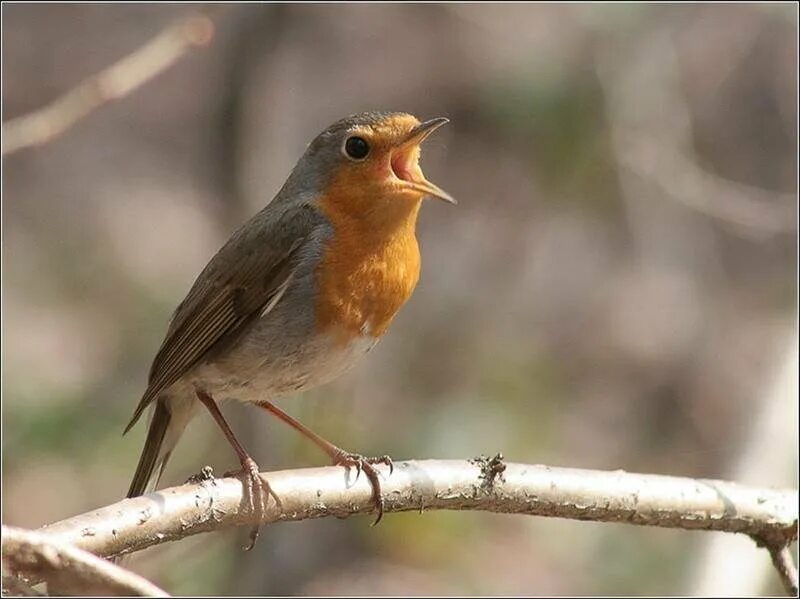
[767, 544, 800, 596]
[1, 525, 168, 597]
[31, 459, 797, 592]
[614, 138, 797, 238]
[1, 574, 44, 597]
[598, 27, 796, 241]
[691, 335, 798, 595]
[1, 11, 216, 156]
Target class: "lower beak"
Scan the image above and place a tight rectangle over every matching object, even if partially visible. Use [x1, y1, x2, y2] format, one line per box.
[393, 117, 456, 205]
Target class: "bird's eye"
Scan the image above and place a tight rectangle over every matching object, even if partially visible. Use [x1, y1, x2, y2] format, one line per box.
[343, 136, 370, 160]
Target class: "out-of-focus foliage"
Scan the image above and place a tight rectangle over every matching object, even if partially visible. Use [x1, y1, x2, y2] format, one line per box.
[2, 3, 797, 595]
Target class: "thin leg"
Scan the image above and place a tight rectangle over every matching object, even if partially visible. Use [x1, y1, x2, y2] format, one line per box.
[195, 388, 276, 550]
[196, 389, 254, 464]
[255, 399, 392, 525]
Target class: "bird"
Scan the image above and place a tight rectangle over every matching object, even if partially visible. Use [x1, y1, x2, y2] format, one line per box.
[123, 111, 454, 546]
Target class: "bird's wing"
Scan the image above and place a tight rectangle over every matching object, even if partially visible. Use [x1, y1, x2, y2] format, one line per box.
[124, 202, 327, 433]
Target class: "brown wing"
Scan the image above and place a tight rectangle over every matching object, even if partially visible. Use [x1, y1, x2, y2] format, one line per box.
[124, 202, 325, 433]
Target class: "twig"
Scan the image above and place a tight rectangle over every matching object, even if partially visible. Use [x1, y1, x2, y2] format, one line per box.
[691, 335, 798, 595]
[766, 544, 799, 596]
[29, 459, 798, 594]
[598, 27, 796, 241]
[1, 574, 45, 597]
[1, 525, 168, 597]
[614, 137, 797, 238]
[1, 11, 216, 155]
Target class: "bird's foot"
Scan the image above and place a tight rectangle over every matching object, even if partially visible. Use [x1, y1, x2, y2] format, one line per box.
[224, 456, 279, 550]
[330, 451, 393, 525]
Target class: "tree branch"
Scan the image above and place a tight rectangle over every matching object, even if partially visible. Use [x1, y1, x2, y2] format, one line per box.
[1, 10, 217, 156]
[767, 544, 800, 596]
[30, 458, 798, 593]
[597, 26, 796, 241]
[1, 525, 168, 596]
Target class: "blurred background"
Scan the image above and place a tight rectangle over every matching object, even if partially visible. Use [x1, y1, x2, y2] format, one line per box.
[2, 3, 797, 596]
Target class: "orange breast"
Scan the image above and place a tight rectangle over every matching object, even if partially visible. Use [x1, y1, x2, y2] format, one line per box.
[315, 191, 422, 344]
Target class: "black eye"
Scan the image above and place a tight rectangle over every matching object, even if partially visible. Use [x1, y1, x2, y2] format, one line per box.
[344, 136, 369, 160]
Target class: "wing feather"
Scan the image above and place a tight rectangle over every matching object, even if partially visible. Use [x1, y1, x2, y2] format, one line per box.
[124, 203, 324, 434]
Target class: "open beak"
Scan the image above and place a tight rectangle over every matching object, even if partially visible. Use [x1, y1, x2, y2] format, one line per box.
[391, 117, 456, 204]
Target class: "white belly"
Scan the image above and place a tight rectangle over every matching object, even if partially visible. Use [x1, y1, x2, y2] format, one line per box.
[177, 332, 379, 405]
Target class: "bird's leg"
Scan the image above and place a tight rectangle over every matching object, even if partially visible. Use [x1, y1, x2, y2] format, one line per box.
[195, 388, 278, 550]
[254, 399, 392, 525]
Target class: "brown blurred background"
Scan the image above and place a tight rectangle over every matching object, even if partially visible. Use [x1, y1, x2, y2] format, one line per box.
[2, 3, 797, 596]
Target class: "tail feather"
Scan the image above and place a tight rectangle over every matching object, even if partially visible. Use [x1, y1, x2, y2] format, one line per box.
[127, 401, 172, 498]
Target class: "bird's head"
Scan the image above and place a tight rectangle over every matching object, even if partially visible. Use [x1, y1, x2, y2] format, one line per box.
[294, 112, 454, 218]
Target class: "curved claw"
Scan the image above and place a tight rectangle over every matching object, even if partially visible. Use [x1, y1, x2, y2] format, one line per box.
[370, 500, 385, 527]
[243, 526, 259, 551]
[331, 451, 392, 526]
[360, 463, 384, 526]
[227, 456, 280, 551]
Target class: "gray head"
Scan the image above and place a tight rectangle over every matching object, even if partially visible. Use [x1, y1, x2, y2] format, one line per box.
[278, 111, 454, 206]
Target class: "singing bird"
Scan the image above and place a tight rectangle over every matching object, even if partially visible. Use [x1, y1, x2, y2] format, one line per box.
[124, 111, 454, 542]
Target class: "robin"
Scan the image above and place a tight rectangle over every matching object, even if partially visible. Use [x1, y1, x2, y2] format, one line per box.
[124, 111, 454, 546]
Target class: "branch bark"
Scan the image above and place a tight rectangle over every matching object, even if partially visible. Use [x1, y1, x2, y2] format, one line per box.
[1, 10, 217, 155]
[29, 458, 798, 593]
[1, 525, 168, 596]
[767, 544, 800, 596]
[690, 335, 799, 595]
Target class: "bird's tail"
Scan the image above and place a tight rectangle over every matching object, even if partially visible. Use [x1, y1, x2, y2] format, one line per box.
[127, 401, 174, 498]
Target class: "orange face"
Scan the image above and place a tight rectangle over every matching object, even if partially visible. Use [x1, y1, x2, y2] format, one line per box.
[324, 113, 454, 215]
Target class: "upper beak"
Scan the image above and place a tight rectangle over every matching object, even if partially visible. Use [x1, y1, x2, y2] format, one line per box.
[402, 116, 450, 147]
[394, 117, 456, 205]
